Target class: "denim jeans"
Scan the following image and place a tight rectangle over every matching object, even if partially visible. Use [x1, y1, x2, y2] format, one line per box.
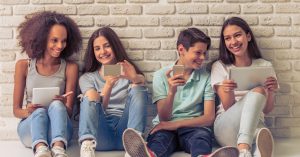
[214, 91, 266, 148]
[147, 127, 213, 157]
[78, 86, 148, 151]
[17, 100, 73, 150]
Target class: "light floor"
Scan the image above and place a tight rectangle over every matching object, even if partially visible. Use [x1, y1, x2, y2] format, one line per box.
[0, 138, 298, 157]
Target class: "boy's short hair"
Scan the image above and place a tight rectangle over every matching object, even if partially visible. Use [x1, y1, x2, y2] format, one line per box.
[176, 28, 211, 51]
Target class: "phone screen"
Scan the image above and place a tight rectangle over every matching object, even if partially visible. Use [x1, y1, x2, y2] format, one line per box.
[103, 64, 122, 77]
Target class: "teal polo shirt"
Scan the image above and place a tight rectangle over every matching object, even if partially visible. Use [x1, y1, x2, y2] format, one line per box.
[152, 64, 215, 125]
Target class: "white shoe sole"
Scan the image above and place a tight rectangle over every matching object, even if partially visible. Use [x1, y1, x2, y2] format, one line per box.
[210, 146, 239, 157]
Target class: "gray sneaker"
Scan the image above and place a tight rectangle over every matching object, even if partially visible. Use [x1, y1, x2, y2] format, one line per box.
[239, 149, 252, 157]
[256, 128, 274, 157]
[208, 146, 239, 157]
[34, 145, 52, 157]
[51, 146, 68, 157]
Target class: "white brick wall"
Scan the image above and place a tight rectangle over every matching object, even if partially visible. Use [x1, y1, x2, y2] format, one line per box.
[0, 0, 300, 139]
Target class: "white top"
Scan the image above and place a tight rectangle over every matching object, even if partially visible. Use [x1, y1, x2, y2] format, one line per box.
[211, 58, 273, 115]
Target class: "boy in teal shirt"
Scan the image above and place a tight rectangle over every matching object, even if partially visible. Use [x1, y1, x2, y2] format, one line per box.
[122, 28, 239, 157]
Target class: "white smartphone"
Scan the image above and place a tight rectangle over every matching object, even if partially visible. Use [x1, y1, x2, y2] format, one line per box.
[102, 64, 122, 77]
[173, 65, 184, 76]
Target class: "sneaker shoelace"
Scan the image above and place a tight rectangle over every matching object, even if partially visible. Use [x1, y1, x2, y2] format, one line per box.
[52, 146, 68, 157]
[81, 141, 96, 157]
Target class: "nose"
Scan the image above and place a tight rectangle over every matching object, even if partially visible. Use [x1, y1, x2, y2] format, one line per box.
[230, 37, 238, 45]
[56, 42, 64, 50]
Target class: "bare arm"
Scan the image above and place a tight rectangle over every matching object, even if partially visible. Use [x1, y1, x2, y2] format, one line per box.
[214, 80, 237, 111]
[263, 76, 278, 114]
[64, 62, 78, 117]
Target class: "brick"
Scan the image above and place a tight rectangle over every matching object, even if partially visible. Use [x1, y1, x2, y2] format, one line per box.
[275, 50, 300, 60]
[0, 83, 14, 95]
[72, 17, 94, 27]
[208, 50, 219, 61]
[127, 51, 144, 61]
[77, 5, 109, 15]
[261, 0, 290, 2]
[295, 39, 300, 49]
[144, 72, 154, 83]
[243, 4, 273, 14]
[145, 50, 177, 61]
[208, 27, 221, 37]
[269, 106, 290, 116]
[193, 16, 224, 26]
[277, 72, 300, 82]
[175, 28, 208, 38]
[273, 61, 292, 71]
[295, 95, 300, 104]
[210, 4, 240, 14]
[0, 6, 12, 16]
[290, 127, 300, 137]
[276, 4, 300, 13]
[134, 61, 161, 72]
[0, 72, 14, 83]
[121, 40, 129, 49]
[32, 0, 61, 4]
[234, 16, 259, 25]
[0, 94, 13, 106]
[161, 39, 177, 50]
[95, 17, 127, 27]
[227, 0, 256, 2]
[128, 40, 160, 50]
[144, 28, 175, 38]
[45, 6, 76, 15]
[260, 16, 291, 26]
[13, 6, 45, 15]
[0, 0, 28, 4]
[211, 39, 220, 49]
[129, 0, 158, 2]
[79, 28, 95, 38]
[258, 39, 291, 49]
[0, 16, 24, 27]
[0, 40, 18, 49]
[177, 4, 208, 14]
[276, 27, 300, 37]
[194, 0, 222, 2]
[161, 17, 192, 27]
[114, 28, 142, 38]
[128, 17, 159, 26]
[293, 106, 300, 116]
[276, 118, 300, 127]
[0, 28, 13, 39]
[277, 83, 292, 93]
[271, 128, 290, 138]
[167, 0, 191, 2]
[145, 5, 175, 15]
[111, 5, 142, 15]
[0, 62, 15, 72]
[295, 61, 300, 71]
[293, 16, 300, 25]
[275, 94, 294, 106]
[0, 50, 16, 61]
[96, 0, 125, 2]
[64, 0, 94, 4]
[252, 27, 274, 37]
[260, 50, 274, 61]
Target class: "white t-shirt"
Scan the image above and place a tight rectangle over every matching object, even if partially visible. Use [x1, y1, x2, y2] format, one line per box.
[211, 58, 273, 115]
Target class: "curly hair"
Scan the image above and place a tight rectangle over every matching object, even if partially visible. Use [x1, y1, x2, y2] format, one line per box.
[17, 11, 82, 59]
[84, 27, 143, 75]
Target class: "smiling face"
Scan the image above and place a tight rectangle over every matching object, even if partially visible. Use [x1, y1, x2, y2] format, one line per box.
[223, 24, 251, 58]
[178, 41, 208, 70]
[93, 36, 117, 65]
[45, 24, 67, 58]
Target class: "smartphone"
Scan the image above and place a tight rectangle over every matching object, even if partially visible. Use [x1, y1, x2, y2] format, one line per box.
[173, 65, 184, 76]
[103, 64, 122, 77]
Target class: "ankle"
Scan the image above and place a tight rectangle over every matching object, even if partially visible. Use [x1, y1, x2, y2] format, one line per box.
[238, 143, 250, 150]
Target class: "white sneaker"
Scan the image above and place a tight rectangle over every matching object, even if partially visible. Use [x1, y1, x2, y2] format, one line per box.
[122, 128, 156, 157]
[34, 145, 52, 157]
[239, 149, 252, 157]
[256, 128, 274, 157]
[80, 140, 96, 157]
[51, 146, 68, 157]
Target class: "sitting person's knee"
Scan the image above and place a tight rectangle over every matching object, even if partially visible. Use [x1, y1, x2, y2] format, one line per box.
[84, 89, 100, 102]
[251, 86, 266, 96]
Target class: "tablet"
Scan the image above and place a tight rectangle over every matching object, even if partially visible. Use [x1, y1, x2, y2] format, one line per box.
[32, 87, 60, 106]
[228, 66, 276, 91]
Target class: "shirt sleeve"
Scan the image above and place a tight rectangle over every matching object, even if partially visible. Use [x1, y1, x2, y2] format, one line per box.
[79, 73, 96, 94]
[152, 70, 168, 104]
[204, 75, 215, 101]
[211, 61, 228, 92]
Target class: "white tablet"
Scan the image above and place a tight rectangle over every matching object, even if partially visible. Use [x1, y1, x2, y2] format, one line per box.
[228, 66, 276, 91]
[32, 87, 60, 106]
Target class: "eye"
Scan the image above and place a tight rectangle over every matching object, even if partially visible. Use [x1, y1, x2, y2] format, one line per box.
[234, 33, 242, 38]
[104, 44, 111, 48]
[51, 38, 58, 43]
[224, 37, 230, 41]
[94, 47, 100, 51]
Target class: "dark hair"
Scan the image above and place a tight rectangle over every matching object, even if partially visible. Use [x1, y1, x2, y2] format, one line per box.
[84, 27, 143, 75]
[219, 17, 262, 64]
[176, 27, 211, 51]
[18, 11, 82, 59]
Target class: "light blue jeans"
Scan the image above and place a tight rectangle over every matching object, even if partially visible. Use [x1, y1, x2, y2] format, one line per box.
[17, 100, 73, 150]
[78, 86, 148, 151]
[214, 91, 266, 148]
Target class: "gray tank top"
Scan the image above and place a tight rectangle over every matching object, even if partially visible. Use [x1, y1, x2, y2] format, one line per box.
[25, 58, 66, 105]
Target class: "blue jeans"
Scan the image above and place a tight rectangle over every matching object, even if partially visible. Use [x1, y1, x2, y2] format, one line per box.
[147, 127, 213, 157]
[78, 86, 148, 151]
[17, 100, 73, 150]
